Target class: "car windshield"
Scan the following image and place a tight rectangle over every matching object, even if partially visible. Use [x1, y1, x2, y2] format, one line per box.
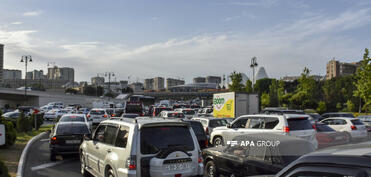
[90, 110, 105, 115]
[168, 113, 185, 118]
[188, 121, 205, 136]
[351, 119, 364, 125]
[56, 124, 90, 135]
[59, 116, 85, 122]
[140, 126, 194, 154]
[183, 110, 195, 115]
[209, 119, 228, 127]
[287, 118, 313, 130]
[316, 124, 335, 132]
[122, 114, 138, 118]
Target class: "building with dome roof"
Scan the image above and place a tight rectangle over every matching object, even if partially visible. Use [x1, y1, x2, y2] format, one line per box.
[255, 67, 269, 82]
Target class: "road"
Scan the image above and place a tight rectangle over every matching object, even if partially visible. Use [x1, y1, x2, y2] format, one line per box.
[23, 132, 82, 177]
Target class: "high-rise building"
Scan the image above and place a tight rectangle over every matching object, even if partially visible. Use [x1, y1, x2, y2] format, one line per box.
[0, 44, 4, 84]
[206, 76, 222, 84]
[144, 78, 154, 90]
[91, 76, 105, 86]
[193, 77, 206, 83]
[48, 66, 74, 82]
[326, 59, 360, 80]
[26, 72, 33, 79]
[129, 82, 144, 92]
[166, 78, 185, 89]
[3, 69, 22, 79]
[26, 70, 45, 80]
[153, 77, 165, 91]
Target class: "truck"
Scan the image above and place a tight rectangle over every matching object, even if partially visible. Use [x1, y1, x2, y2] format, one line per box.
[213, 92, 259, 118]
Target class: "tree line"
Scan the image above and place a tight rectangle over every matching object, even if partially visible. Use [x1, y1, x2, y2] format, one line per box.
[229, 48, 371, 113]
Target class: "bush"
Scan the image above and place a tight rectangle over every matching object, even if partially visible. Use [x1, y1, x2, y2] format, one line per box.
[0, 111, 17, 148]
[16, 113, 32, 133]
[30, 114, 44, 130]
[0, 160, 10, 177]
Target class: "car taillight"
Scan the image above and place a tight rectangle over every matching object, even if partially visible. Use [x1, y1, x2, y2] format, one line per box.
[175, 174, 182, 177]
[87, 115, 90, 118]
[312, 124, 316, 130]
[205, 127, 209, 135]
[126, 155, 136, 170]
[198, 151, 203, 163]
[205, 140, 208, 147]
[284, 126, 290, 133]
[351, 125, 357, 130]
[112, 114, 115, 117]
[104, 115, 108, 118]
[50, 136, 57, 144]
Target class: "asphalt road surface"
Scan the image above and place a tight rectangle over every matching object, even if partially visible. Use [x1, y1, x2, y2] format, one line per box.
[23, 132, 82, 177]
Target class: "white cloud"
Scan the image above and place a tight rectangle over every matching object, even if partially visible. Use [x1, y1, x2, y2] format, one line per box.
[229, 0, 278, 7]
[23, 10, 42, 16]
[11, 22, 23, 25]
[2, 8, 371, 82]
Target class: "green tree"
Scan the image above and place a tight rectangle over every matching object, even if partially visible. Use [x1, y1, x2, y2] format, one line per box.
[290, 67, 317, 109]
[268, 80, 279, 107]
[16, 113, 31, 133]
[0, 160, 11, 177]
[245, 79, 253, 93]
[316, 101, 327, 114]
[261, 93, 270, 109]
[277, 80, 285, 106]
[346, 100, 355, 112]
[354, 48, 371, 112]
[336, 103, 342, 111]
[254, 78, 274, 96]
[228, 71, 245, 92]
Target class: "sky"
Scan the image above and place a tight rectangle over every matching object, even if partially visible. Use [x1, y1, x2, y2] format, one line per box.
[1, 0, 371, 83]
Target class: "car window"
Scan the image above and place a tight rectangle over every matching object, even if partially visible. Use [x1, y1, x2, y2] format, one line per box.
[232, 118, 249, 128]
[316, 124, 335, 132]
[94, 125, 106, 142]
[56, 124, 90, 135]
[289, 171, 346, 177]
[103, 125, 118, 145]
[115, 126, 129, 148]
[322, 119, 333, 125]
[247, 118, 264, 129]
[200, 120, 208, 126]
[183, 110, 195, 115]
[264, 117, 279, 129]
[209, 119, 228, 127]
[351, 119, 364, 125]
[140, 126, 194, 154]
[59, 115, 85, 122]
[333, 119, 347, 125]
[287, 118, 313, 130]
[189, 121, 205, 136]
[90, 110, 105, 115]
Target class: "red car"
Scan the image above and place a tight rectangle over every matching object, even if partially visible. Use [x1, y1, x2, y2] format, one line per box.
[315, 122, 350, 148]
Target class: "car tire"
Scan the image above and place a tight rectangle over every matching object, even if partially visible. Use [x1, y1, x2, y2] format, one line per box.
[204, 161, 219, 177]
[213, 137, 224, 146]
[107, 168, 115, 177]
[80, 153, 90, 177]
[50, 152, 56, 161]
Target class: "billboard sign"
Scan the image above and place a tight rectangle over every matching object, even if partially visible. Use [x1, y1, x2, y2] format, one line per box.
[213, 92, 235, 118]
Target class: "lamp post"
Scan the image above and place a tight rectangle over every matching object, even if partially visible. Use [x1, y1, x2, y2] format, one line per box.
[250, 56, 258, 92]
[20, 55, 32, 101]
[105, 72, 115, 93]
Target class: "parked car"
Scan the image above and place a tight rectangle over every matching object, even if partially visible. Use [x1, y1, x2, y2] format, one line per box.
[77, 108, 90, 115]
[105, 108, 115, 117]
[314, 122, 350, 148]
[320, 117, 368, 141]
[276, 141, 371, 177]
[182, 120, 208, 149]
[87, 108, 109, 126]
[261, 108, 305, 115]
[2, 111, 21, 122]
[79, 118, 204, 177]
[58, 114, 91, 129]
[210, 114, 318, 149]
[44, 109, 68, 121]
[320, 112, 354, 121]
[158, 111, 185, 118]
[307, 113, 323, 123]
[152, 107, 172, 116]
[191, 117, 228, 140]
[203, 134, 315, 177]
[49, 122, 91, 161]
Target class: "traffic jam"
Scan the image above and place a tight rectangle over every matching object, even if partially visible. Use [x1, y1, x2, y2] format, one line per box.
[36, 92, 371, 177]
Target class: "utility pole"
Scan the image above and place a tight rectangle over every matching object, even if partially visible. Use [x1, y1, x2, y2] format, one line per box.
[20, 55, 32, 102]
[105, 72, 115, 93]
[250, 56, 258, 92]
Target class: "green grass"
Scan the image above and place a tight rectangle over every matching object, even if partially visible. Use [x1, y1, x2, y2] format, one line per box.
[0, 124, 53, 177]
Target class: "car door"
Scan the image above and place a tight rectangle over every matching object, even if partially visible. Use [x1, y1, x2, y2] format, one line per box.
[88, 124, 106, 174]
[216, 146, 246, 175]
[331, 119, 347, 131]
[96, 124, 119, 176]
[223, 118, 250, 142]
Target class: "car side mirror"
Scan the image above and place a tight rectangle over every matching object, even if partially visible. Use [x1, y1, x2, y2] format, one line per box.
[84, 134, 92, 141]
[227, 123, 231, 128]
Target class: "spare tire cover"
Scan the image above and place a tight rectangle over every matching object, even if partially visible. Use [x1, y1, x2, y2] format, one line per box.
[150, 151, 196, 177]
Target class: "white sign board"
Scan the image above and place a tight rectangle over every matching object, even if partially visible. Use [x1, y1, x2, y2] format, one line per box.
[0, 124, 5, 146]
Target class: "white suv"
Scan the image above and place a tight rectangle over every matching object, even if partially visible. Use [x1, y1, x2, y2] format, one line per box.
[80, 118, 204, 177]
[87, 108, 109, 126]
[320, 117, 367, 141]
[210, 114, 318, 148]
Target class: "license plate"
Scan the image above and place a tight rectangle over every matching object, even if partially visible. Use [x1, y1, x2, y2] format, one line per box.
[165, 163, 191, 171]
[66, 140, 81, 144]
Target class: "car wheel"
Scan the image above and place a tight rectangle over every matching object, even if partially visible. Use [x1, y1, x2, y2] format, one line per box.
[204, 161, 218, 177]
[50, 152, 56, 161]
[213, 137, 224, 146]
[80, 153, 90, 177]
[107, 168, 115, 177]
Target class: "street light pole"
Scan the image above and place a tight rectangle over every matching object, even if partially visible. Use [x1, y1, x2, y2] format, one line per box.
[250, 56, 258, 92]
[105, 72, 115, 93]
[20, 55, 32, 102]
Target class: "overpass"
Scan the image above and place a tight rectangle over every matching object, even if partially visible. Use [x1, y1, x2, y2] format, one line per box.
[133, 91, 224, 101]
[0, 88, 120, 108]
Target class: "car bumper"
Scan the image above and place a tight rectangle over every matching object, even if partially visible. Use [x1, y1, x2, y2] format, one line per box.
[50, 145, 80, 154]
[350, 130, 368, 139]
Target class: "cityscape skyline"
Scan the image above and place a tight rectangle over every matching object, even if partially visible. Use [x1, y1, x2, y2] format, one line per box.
[0, 0, 370, 82]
